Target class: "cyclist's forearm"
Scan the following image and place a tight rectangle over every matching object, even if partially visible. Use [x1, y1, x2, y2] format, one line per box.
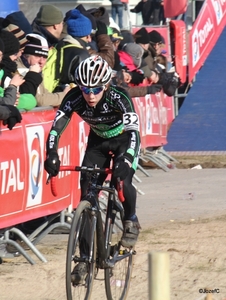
[124, 130, 141, 163]
[46, 110, 70, 153]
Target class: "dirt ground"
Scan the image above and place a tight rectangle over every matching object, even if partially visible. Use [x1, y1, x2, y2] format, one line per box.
[140, 154, 226, 170]
[1, 155, 226, 300]
[1, 216, 226, 300]
[173, 155, 226, 169]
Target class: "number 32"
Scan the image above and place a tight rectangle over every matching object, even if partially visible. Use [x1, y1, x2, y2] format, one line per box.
[123, 113, 139, 131]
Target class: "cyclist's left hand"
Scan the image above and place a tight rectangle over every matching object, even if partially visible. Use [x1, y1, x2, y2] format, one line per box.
[113, 160, 130, 180]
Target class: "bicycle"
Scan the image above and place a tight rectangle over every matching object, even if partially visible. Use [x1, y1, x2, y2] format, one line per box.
[49, 165, 136, 300]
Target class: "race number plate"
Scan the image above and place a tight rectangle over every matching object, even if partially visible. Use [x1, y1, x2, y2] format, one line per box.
[123, 113, 139, 131]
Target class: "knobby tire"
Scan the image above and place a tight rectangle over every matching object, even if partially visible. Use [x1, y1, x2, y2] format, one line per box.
[66, 200, 96, 300]
[104, 208, 133, 300]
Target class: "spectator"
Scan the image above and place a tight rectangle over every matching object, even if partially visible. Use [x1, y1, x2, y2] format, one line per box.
[44, 8, 114, 92]
[147, 0, 163, 25]
[0, 37, 25, 105]
[134, 27, 159, 83]
[118, 42, 162, 93]
[17, 33, 70, 107]
[118, 43, 148, 86]
[3, 11, 32, 35]
[32, 4, 64, 47]
[109, 0, 125, 29]
[0, 29, 41, 110]
[75, 4, 97, 35]
[119, 43, 144, 71]
[46, 8, 91, 91]
[3, 22, 28, 58]
[148, 30, 165, 69]
[82, 7, 114, 67]
[148, 30, 181, 96]
[0, 104, 22, 130]
[75, 4, 97, 51]
[130, 0, 152, 25]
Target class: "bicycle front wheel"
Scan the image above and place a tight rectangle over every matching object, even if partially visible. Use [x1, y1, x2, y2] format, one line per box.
[104, 214, 133, 300]
[66, 200, 96, 300]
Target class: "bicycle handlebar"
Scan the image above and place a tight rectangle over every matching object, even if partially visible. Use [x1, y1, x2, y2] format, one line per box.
[46, 165, 125, 202]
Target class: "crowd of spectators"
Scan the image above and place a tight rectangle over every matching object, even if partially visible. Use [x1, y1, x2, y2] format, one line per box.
[0, 3, 180, 130]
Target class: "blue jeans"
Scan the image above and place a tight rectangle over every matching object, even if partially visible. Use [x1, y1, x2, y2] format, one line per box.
[111, 5, 123, 29]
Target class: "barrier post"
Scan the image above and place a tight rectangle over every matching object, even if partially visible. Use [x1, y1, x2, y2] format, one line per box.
[148, 251, 170, 300]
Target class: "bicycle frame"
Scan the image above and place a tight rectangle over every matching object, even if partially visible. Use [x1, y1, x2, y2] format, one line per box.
[49, 165, 129, 269]
[48, 165, 134, 300]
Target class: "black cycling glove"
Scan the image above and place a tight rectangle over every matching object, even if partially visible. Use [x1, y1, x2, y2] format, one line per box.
[2, 105, 22, 130]
[147, 84, 162, 94]
[44, 151, 61, 177]
[113, 157, 131, 180]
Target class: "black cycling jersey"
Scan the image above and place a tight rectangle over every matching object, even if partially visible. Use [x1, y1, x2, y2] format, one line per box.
[46, 85, 141, 164]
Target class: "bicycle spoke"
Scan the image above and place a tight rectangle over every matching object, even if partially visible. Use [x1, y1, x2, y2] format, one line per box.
[66, 201, 96, 300]
[105, 215, 133, 300]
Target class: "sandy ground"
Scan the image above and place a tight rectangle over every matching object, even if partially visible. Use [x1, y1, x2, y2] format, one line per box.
[1, 156, 226, 300]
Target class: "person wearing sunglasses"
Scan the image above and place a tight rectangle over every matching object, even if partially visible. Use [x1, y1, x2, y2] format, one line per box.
[45, 55, 141, 281]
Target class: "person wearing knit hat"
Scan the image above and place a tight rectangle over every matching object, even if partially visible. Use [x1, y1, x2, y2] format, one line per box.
[123, 43, 144, 68]
[0, 31, 44, 111]
[0, 30, 21, 91]
[0, 30, 20, 58]
[76, 4, 97, 35]
[134, 27, 157, 81]
[32, 5, 64, 46]
[23, 33, 49, 58]
[3, 23, 27, 50]
[16, 32, 70, 109]
[36, 5, 64, 27]
[148, 30, 165, 45]
[134, 27, 150, 47]
[66, 9, 92, 38]
[148, 30, 165, 58]
[4, 11, 32, 35]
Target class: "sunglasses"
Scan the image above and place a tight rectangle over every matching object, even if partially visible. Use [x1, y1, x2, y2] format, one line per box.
[79, 85, 105, 95]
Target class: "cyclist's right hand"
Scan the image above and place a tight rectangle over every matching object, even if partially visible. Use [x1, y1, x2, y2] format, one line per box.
[44, 151, 60, 177]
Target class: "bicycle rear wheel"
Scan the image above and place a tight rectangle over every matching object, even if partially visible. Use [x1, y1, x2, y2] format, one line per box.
[66, 200, 96, 300]
[104, 212, 133, 300]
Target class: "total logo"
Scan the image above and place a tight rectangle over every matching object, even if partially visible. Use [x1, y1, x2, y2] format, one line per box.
[26, 126, 44, 207]
[192, 18, 214, 67]
[211, 0, 223, 25]
[192, 29, 200, 67]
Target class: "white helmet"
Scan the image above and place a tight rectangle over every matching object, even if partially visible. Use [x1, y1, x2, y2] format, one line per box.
[75, 55, 112, 87]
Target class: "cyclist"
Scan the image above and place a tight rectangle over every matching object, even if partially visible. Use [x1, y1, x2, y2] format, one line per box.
[44, 55, 141, 282]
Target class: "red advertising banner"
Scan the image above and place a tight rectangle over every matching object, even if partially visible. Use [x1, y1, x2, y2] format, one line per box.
[0, 108, 76, 228]
[170, 20, 187, 84]
[132, 92, 168, 148]
[189, 0, 226, 82]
